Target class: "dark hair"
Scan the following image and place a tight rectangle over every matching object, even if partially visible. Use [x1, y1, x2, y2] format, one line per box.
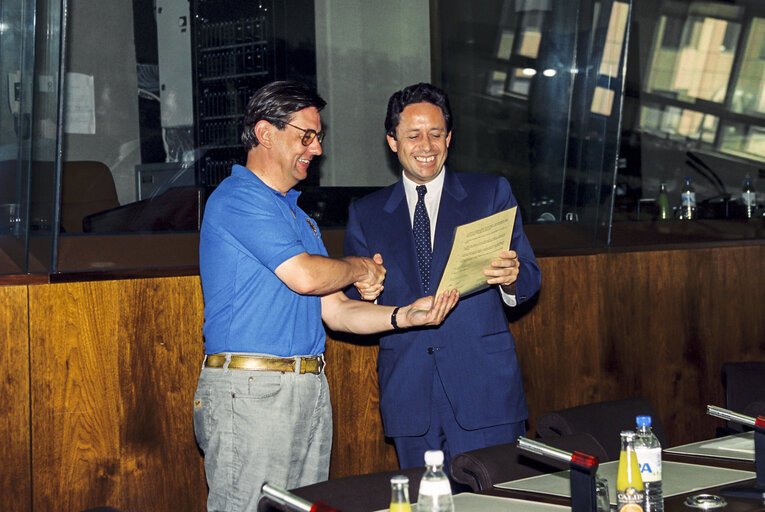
[384, 83, 452, 139]
[241, 80, 326, 151]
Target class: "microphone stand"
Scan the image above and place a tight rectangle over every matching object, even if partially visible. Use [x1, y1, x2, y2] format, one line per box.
[518, 437, 600, 512]
[707, 405, 765, 499]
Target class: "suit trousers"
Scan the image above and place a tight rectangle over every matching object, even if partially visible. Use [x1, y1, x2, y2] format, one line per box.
[393, 368, 525, 476]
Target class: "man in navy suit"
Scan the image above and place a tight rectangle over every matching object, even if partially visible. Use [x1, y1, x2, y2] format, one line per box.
[344, 82, 541, 471]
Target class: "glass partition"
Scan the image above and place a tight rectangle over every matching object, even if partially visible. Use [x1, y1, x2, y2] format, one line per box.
[1, 0, 61, 275]
[2, 0, 763, 277]
[435, 0, 633, 250]
[614, 0, 765, 245]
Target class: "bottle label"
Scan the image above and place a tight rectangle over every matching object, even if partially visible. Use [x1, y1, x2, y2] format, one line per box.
[617, 487, 645, 511]
[418, 479, 451, 496]
[742, 191, 755, 207]
[634, 446, 662, 482]
[681, 191, 696, 207]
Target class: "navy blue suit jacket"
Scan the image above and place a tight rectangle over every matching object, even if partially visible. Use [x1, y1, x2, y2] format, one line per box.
[344, 170, 541, 437]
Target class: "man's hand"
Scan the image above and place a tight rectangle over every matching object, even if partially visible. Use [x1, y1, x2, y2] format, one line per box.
[485, 249, 519, 295]
[354, 253, 385, 301]
[484, 250, 519, 288]
[400, 289, 459, 328]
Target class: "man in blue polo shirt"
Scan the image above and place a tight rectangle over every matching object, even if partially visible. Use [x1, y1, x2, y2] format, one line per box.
[193, 81, 458, 512]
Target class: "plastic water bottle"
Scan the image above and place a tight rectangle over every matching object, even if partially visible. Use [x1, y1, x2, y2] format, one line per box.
[680, 178, 696, 219]
[742, 177, 756, 219]
[416, 450, 454, 512]
[634, 416, 663, 512]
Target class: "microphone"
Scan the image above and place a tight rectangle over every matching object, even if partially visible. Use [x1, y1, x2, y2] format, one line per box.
[706, 405, 765, 499]
[517, 437, 600, 512]
[260, 483, 342, 512]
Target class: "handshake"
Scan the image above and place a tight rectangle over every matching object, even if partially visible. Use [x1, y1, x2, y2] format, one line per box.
[353, 253, 387, 301]
[350, 253, 460, 330]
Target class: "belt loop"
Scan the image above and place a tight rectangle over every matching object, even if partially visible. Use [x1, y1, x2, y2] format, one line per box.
[201, 354, 208, 371]
[223, 353, 232, 370]
[294, 356, 303, 374]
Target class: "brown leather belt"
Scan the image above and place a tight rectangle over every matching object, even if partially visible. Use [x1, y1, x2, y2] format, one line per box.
[204, 353, 325, 374]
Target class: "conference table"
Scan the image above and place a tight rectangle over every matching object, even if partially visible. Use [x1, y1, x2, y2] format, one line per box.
[373, 432, 761, 511]
[485, 431, 761, 511]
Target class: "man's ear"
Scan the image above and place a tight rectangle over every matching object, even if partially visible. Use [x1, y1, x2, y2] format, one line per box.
[386, 134, 398, 153]
[254, 120, 273, 148]
[446, 130, 452, 148]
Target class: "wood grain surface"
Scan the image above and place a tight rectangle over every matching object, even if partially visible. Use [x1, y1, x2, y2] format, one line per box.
[0, 284, 31, 512]
[27, 276, 206, 511]
[1, 242, 763, 509]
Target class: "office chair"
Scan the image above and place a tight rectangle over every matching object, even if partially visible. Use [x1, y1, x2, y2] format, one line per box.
[721, 361, 765, 433]
[536, 397, 668, 461]
[257, 466, 425, 512]
[450, 432, 608, 492]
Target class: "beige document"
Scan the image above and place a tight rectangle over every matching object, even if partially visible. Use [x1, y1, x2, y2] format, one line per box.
[435, 207, 516, 297]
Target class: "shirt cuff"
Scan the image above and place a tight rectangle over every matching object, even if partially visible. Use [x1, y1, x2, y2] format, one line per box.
[500, 286, 517, 307]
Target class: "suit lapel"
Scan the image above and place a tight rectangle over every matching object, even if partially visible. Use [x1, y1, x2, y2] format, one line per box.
[382, 181, 425, 298]
[431, 171, 469, 293]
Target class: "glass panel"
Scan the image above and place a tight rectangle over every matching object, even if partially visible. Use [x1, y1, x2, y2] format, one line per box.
[437, 0, 633, 250]
[730, 17, 765, 117]
[617, 0, 765, 236]
[646, 14, 741, 103]
[5, 0, 764, 277]
[600, 1, 630, 78]
[1, 0, 61, 275]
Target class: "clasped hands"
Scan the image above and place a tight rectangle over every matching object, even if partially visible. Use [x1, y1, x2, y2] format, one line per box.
[353, 253, 459, 327]
[354, 253, 386, 301]
[354, 249, 519, 300]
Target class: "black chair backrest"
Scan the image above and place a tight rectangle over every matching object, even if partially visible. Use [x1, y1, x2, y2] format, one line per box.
[536, 397, 668, 461]
[722, 361, 765, 433]
[257, 466, 425, 512]
[450, 433, 608, 492]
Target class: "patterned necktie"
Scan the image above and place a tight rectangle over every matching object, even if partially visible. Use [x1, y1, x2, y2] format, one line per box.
[413, 185, 432, 293]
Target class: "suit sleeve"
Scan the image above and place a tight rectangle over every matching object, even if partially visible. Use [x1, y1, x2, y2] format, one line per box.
[342, 201, 369, 300]
[498, 178, 541, 304]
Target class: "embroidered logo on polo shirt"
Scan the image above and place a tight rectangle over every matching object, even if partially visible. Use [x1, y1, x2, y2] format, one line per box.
[305, 217, 319, 237]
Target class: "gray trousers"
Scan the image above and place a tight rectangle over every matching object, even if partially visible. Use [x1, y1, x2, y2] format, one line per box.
[193, 363, 332, 512]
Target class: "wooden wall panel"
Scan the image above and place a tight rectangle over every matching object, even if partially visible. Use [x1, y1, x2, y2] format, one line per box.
[325, 336, 398, 478]
[511, 254, 604, 437]
[28, 276, 206, 512]
[0, 284, 31, 512]
[325, 243, 765, 477]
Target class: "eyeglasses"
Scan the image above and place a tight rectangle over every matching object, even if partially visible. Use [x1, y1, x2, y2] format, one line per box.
[285, 122, 325, 146]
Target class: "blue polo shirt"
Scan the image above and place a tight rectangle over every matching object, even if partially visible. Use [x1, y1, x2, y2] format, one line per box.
[199, 165, 328, 357]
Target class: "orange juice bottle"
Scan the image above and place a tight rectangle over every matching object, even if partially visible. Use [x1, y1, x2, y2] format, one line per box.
[389, 475, 412, 512]
[617, 431, 645, 511]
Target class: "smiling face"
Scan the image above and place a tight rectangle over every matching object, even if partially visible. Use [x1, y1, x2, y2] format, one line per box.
[387, 102, 452, 184]
[271, 106, 323, 191]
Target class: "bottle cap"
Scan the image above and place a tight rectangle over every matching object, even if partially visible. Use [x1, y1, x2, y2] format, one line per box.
[424, 449, 444, 466]
[391, 475, 409, 485]
[620, 430, 635, 440]
[636, 415, 652, 427]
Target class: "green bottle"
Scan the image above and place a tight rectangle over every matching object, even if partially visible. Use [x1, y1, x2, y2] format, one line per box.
[657, 183, 670, 220]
